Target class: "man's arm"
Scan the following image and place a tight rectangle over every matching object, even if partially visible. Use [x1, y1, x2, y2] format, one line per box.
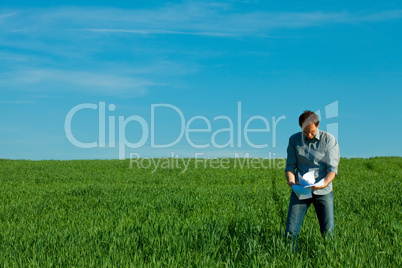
[286, 171, 296, 188]
[285, 136, 297, 188]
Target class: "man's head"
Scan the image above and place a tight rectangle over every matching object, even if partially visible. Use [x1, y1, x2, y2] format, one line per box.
[299, 111, 320, 140]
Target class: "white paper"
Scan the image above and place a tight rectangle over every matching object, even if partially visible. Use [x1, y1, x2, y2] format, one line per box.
[298, 170, 315, 186]
[304, 179, 325, 188]
[293, 171, 326, 200]
[292, 185, 312, 200]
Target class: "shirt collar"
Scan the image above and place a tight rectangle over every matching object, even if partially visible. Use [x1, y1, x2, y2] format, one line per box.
[315, 128, 321, 140]
[303, 128, 321, 141]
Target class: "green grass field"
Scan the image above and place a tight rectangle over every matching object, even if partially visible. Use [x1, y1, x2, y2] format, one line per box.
[0, 157, 400, 267]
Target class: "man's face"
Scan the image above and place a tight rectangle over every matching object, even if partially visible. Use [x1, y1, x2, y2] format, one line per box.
[302, 123, 319, 140]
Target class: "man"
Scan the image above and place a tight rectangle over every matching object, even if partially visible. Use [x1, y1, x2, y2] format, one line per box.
[285, 110, 340, 251]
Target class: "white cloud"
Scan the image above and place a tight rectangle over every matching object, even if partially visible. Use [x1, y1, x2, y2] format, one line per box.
[0, 52, 28, 61]
[0, 12, 17, 22]
[79, 28, 234, 37]
[0, 100, 33, 104]
[1, 4, 401, 37]
[0, 69, 156, 97]
[1, 3, 401, 97]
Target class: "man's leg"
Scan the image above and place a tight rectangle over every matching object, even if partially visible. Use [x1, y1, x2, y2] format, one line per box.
[313, 191, 335, 239]
[285, 191, 312, 252]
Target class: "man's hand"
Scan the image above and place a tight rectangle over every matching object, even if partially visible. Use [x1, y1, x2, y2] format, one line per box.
[311, 171, 336, 190]
[287, 181, 296, 188]
[311, 184, 326, 190]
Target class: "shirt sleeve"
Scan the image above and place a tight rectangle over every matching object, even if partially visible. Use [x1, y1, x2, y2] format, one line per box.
[285, 136, 297, 174]
[326, 135, 340, 174]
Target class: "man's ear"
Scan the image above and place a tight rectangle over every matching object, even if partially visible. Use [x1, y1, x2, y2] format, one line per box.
[316, 122, 320, 128]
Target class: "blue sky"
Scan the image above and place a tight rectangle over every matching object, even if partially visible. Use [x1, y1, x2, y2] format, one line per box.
[1, 0, 401, 160]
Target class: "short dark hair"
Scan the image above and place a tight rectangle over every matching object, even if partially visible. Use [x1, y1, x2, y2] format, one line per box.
[299, 111, 319, 128]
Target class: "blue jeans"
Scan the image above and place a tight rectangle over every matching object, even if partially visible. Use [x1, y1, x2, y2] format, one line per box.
[285, 190, 334, 250]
